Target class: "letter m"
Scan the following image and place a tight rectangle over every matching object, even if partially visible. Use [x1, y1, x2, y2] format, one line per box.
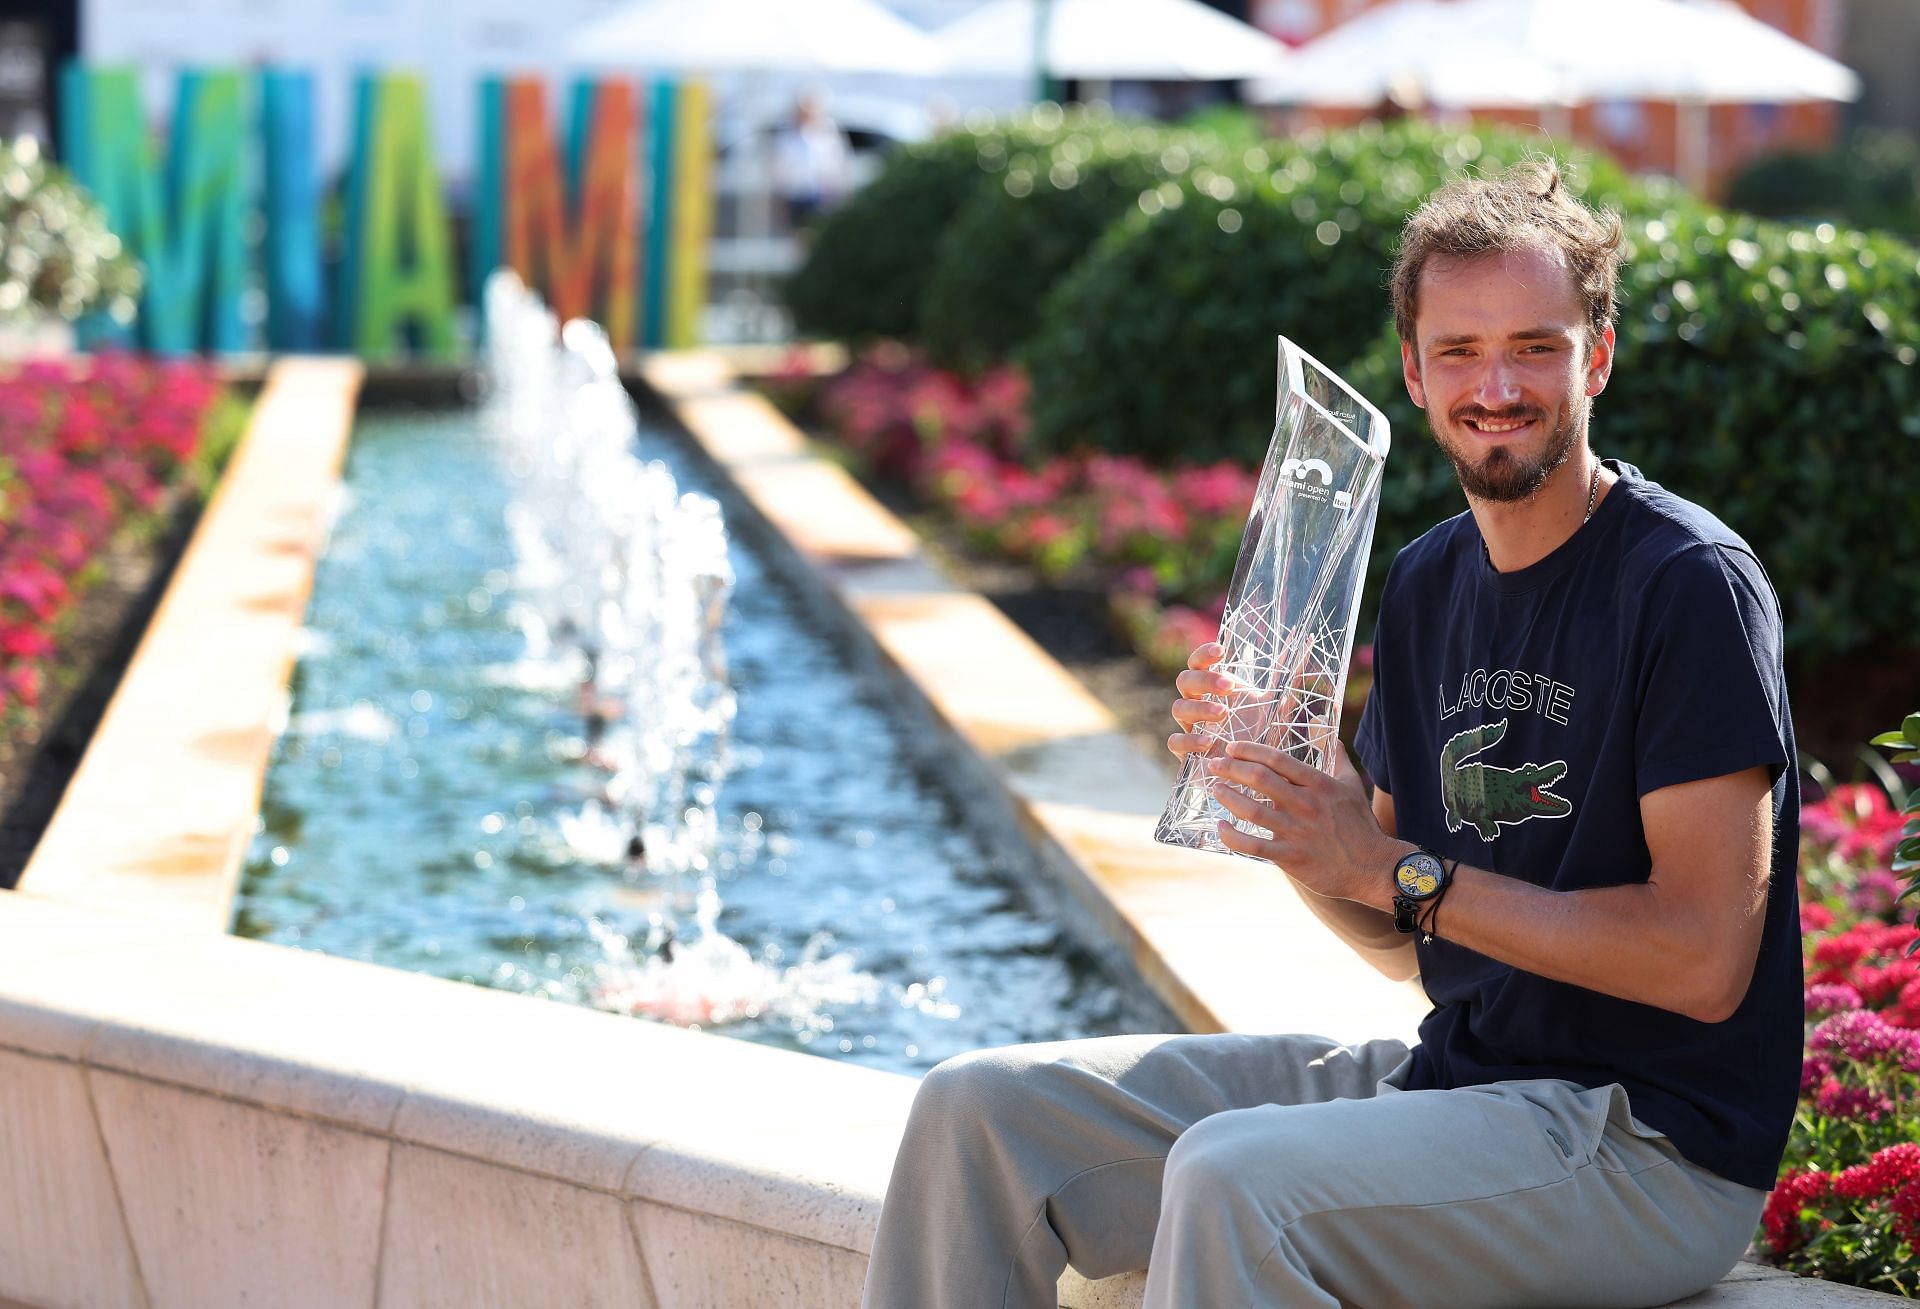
[60, 66, 249, 353]
[500, 78, 641, 352]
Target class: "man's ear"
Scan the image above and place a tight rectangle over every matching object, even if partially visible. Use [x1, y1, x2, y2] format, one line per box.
[1585, 323, 1616, 398]
[1400, 338, 1427, 409]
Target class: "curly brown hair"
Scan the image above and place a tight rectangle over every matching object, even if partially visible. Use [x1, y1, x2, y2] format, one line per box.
[1389, 159, 1624, 349]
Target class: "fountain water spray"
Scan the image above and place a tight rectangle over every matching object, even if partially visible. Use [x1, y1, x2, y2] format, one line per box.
[478, 273, 880, 1037]
[481, 270, 736, 885]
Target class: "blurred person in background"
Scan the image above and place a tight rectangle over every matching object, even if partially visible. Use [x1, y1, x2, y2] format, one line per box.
[773, 89, 850, 231]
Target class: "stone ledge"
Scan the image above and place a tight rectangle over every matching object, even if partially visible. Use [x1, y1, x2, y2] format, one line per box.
[0, 889, 916, 1307]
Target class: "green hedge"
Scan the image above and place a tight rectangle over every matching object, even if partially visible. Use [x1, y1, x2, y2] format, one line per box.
[1019, 119, 1665, 466]
[786, 104, 1171, 348]
[919, 117, 1232, 373]
[1726, 129, 1920, 240]
[783, 130, 995, 344]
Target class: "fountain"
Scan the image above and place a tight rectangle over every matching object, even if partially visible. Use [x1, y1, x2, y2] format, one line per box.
[235, 276, 1165, 1072]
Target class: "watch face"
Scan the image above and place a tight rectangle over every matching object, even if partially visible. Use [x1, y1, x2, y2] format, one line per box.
[1394, 851, 1445, 900]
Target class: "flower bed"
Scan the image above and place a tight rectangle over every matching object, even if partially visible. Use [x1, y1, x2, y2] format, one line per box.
[791, 345, 1359, 708]
[1764, 723, 1920, 1296]
[0, 355, 234, 739]
[791, 346, 1920, 1296]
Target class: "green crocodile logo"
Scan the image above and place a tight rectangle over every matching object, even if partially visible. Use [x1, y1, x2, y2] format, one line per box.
[1439, 718, 1572, 841]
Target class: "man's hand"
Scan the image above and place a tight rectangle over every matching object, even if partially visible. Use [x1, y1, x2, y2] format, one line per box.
[1167, 642, 1233, 758]
[1204, 739, 1405, 902]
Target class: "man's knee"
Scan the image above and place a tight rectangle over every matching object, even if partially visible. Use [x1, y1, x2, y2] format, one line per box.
[1161, 1109, 1274, 1216]
[906, 1046, 1057, 1139]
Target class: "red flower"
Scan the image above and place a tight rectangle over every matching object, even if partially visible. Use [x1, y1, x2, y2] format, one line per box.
[1833, 1143, 1920, 1201]
[1762, 1167, 1831, 1255]
[0, 626, 53, 660]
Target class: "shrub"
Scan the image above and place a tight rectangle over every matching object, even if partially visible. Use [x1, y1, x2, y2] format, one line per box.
[919, 115, 1231, 373]
[786, 104, 1116, 347]
[0, 137, 141, 325]
[1021, 119, 1661, 467]
[782, 131, 993, 345]
[1727, 129, 1920, 240]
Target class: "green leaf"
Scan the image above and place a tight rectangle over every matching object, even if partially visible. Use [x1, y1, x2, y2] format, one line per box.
[1896, 751, 1920, 764]
[1901, 836, 1920, 862]
[1872, 730, 1911, 747]
[1906, 712, 1920, 743]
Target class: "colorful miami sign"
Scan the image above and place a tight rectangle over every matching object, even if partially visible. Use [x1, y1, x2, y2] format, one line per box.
[58, 66, 712, 357]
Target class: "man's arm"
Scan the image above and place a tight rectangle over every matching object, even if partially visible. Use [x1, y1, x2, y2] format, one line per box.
[1207, 743, 1774, 1023]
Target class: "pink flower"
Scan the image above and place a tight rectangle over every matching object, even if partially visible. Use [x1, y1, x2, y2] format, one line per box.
[1813, 1079, 1892, 1122]
[1846, 869, 1904, 918]
[1805, 983, 1863, 1017]
[1803, 782, 1905, 867]
[1809, 1009, 1920, 1069]
[1170, 461, 1257, 519]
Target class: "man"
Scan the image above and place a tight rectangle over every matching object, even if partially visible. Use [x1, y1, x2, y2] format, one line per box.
[773, 90, 851, 231]
[861, 161, 1800, 1308]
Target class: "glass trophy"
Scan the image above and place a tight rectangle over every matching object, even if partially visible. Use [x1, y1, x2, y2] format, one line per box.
[1155, 337, 1390, 856]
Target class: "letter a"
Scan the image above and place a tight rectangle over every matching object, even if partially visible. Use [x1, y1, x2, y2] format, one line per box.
[342, 73, 457, 358]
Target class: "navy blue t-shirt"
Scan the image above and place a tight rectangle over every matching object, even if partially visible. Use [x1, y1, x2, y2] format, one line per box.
[1353, 460, 1802, 1191]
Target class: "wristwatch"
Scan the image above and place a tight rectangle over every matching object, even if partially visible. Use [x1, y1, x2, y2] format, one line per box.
[1390, 848, 1449, 934]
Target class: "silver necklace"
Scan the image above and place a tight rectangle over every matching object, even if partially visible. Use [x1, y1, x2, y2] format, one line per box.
[1482, 461, 1603, 566]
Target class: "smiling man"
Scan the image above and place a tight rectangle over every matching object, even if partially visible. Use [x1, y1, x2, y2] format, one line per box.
[861, 161, 1801, 1309]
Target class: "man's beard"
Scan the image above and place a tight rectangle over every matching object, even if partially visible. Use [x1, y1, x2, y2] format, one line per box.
[1433, 397, 1584, 504]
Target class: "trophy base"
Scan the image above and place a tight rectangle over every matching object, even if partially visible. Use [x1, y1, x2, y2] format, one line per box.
[1153, 792, 1268, 860]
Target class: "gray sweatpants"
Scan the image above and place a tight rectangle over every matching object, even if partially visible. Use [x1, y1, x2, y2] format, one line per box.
[861, 1033, 1766, 1309]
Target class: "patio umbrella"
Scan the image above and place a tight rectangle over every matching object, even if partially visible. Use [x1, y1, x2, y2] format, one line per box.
[564, 0, 943, 75]
[935, 0, 1296, 83]
[1247, 0, 1860, 188]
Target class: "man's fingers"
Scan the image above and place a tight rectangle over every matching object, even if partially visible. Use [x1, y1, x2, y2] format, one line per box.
[1171, 696, 1228, 731]
[1211, 782, 1281, 834]
[1167, 730, 1214, 757]
[1224, 738, 1320, 785]
[1206, 753, 1293, 802]
[1216, 818, 1280, 865]
[1174, 668, 1236, 700]
[1185, 642, 1224, 672]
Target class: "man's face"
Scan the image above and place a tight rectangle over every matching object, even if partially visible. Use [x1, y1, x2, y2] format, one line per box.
[1399, 244, 1614, 504]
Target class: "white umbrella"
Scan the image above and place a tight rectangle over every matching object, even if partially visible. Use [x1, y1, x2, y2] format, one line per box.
[936, 0, 1296, 82]
[564, 0, 943, 75]
[1244, 0, 1569, 109]
[1247, 0, 1860, 188]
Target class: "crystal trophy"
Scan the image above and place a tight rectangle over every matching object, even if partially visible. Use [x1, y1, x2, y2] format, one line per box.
[1155, 337, 1390, 856]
